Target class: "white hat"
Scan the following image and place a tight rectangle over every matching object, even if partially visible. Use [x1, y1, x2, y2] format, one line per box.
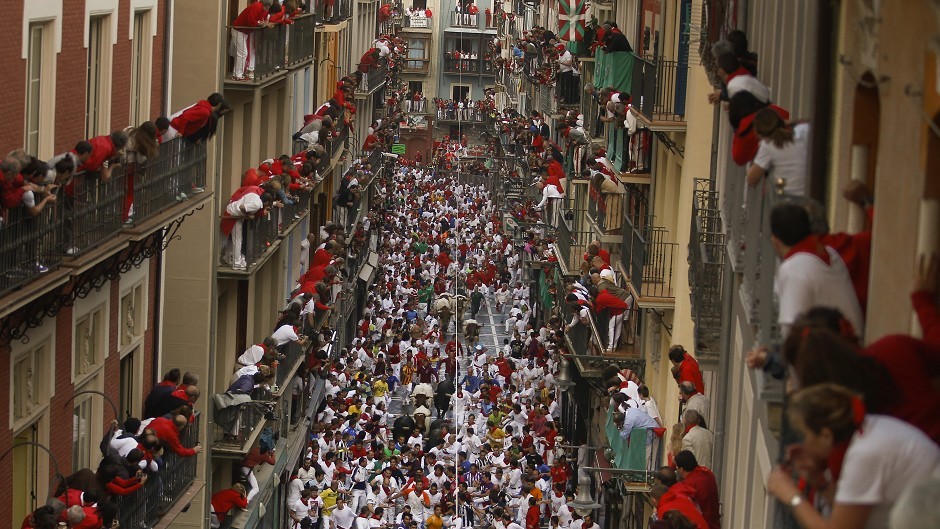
[600, 269, 616, 282]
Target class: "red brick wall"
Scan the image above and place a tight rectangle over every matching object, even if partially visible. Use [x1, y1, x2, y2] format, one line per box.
[0, 257, 161, 524]
[0, 1, 168, 155]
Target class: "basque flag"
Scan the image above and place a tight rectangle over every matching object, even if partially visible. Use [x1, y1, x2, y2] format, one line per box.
[558, 0, 588, 41]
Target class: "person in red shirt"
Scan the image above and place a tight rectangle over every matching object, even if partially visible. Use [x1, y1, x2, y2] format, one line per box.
[212, 483, 249, 526]
[78, 130, 129, 182]
[594, 288, 629, 352]
[675, 451, 720, 529]
[147, 415, 202, 457]
[524, 497, 540, 529]
[669, 346, 705, 394]
[652, 482, 709, 529]
[161, 93, 229, 142]
[231, 1, 273, 80]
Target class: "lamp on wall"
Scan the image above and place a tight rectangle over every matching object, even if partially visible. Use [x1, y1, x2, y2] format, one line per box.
[555, 355, 575, 390]
[567, 471, 602, 516]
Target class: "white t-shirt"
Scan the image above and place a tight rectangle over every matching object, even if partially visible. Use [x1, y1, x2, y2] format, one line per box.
[752, 123, 810, 196]
[331, 505, 356, 529]
[774, 247, 864, 335]
[835, 415, 940, 529]
[272, 324, 299, 346]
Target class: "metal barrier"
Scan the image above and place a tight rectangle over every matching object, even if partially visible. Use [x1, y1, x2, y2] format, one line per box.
[212, 388, 273, 446]
[132, 138, 208, 221]
[357, 62, 388, 94]
[450, 12, 479, 28]
[242, 210, 280, 268]
[0, 198, 63, 295]
[587, 181, 625, 235]
[314, 0, 352, 23]
[622, 215, 677, 301]
[443, 56, 481, 75]
[117, 413, 200, 529]
[631, 54, 688, 122]
[689, 178, 725, 354]
[252, 24, 288, 80]
[286, 14, 316, 67]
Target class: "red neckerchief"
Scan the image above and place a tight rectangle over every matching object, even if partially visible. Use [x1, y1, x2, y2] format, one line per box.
[785, 236, 830, 265]
[684, 422, 696, 435]
[826, 398, 866, 482]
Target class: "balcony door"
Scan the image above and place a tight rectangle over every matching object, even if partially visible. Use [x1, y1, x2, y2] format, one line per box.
[452, 84, 470, 101]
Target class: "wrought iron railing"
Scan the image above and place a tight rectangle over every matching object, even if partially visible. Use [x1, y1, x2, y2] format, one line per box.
[0, 139, 207, 295]
[212, 387, 275, 446]
[622, 214, 677, 301]
[689, 178, 725, 354]
[117, 413, 201, 529]
[586, 181, 626, 235]
[241, 209, 281, 269]
[450, 11, 479, 28]
[482, 58, 497, 76]
[286, 14, 316, 66]
[443, 56, 481, 75]
[314, 0, 352, 23]
[631, 54, 688, 123]
[357, 62, 388, 94]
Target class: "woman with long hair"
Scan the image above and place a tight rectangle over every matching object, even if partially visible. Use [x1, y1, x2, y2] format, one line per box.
[746, 107, 810, 195]
[767, 384, 940, 528]
[123, 121, 160, 222]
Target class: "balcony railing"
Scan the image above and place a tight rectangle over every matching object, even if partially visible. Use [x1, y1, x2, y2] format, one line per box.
[402, 57, 430, 74]
[357, 62, 388, 94]
[482, 58, 497, 76]
[117, 413, 200, 529]
[314, 0, 352, 24]
[403, 14, 430, 28]
[435, 105, 488, 122]
[450, 12, 479, 28]
[689, 178, 726, 354]
[286, 14, 316, 66]
[0, 138, 207, 296]
[555, 213, 595, 274]
[631, 54, 689, 124]
[622, 213, 677, 302]
[213, 387, 276, 447]
[276, 340, 308, 389]
[443, 56, 481, 75]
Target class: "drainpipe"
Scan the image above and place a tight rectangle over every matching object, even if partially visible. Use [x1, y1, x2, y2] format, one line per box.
[809, 0, 837, 204]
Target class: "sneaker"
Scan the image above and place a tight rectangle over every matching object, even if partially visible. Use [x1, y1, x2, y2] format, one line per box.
[123, 217, 134, 226]
[36, 263, 49, 273]
[65, 246, 79, 256]
[176, 192, 188, 202]
[246, 70, 255, 80]
[232, 75, 246, 81]
[191, 186, 205, 194]
[232, 262, 247, 271]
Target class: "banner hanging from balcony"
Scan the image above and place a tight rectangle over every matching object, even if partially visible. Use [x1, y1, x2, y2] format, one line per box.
[558, 0, 588, 41]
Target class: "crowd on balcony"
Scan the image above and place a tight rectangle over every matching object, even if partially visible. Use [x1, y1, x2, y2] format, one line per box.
[699, 29, 940, 529]
[229, 0, 309, 81]
[18, 369, 204, 529]
[0, 91, 223, 282]
[433, 96, 497, 122]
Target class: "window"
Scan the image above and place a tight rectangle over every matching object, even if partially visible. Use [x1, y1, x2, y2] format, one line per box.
[452, 85, 470, 101]
[412, 0, 427, 9]
[119, 347, 141, 420]
[408, 81, 423, 94]
[86, 15, 112, 137]
[12, 341, 51, 425]
[72, 376, 102, 472]
[25, 24, 45, 156]
[129, 11, 153, 124]
[405, 37, 430, 72]
[13, 423, 40, 527]
[74, 305, 106, 381]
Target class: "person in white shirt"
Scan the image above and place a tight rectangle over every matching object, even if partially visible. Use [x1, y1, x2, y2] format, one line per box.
[770, 203, 863, 335]
[330, 498, 356, 529]
[636, 385, 663, 428]
[747, 109, 810, 196]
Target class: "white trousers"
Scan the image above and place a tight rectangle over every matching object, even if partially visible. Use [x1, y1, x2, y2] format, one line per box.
[608, 311, 625, 350]
[229, 219, 246, 267]
[231, 30, 253, 78]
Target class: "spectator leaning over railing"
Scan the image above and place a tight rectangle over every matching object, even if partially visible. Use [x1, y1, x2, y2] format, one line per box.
[211, 483, 249, 528]
[158, 92, 230, 144]
[78, 130, 129, 183]
[230, 0, 276, 81]
[220, 180, 273, 270]
[123, 121, 160, 223]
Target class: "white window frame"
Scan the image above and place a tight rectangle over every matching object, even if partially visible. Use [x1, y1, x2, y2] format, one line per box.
[84, 0, 118, 137]
[9, 318, 56, 432]
[71, 281, 111, 386]
[128, 8, 155, 124]
[22, 3, 62, 159]
[72, 372, 103, 472]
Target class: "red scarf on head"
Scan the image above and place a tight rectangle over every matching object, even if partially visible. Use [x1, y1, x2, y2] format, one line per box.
[825, 396, 867, 482]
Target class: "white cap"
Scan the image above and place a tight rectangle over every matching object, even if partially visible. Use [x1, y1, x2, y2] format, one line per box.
[600, 269, 616, 282]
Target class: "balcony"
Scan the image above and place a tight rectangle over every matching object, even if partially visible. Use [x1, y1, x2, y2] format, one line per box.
[482, 57, 498, 76]
[355, 61, 388, 96]
[435, 105, 489, 123]
[630, 54, 689, 130]
[689, 178, 726, 356]
[223, 190, 312, 273]
[586, 181, 625, 239]
[314, 0, 352, 25]
[443, 56, 481, 75]
[0, 138, 208, 297]
[553, 211, 595, 275]
[117, 413, 202, 529]
[621, 211, 678, 306]
[212, 387, 277, 453]
[227, 16, 316, 86]
[450, 11, 480, 29]
[403, 13, 431, 28]
[402, 57, 430, 74]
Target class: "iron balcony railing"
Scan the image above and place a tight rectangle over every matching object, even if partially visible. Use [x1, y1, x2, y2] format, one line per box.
[0, 138, 207, 296]
[357, 62, 388, 94]
[554, 212, 594, 274]
[689, 178, 726, 354]
[482, 58, 497, 76]
[314, 0, 352, 24]
[450, 12, 479, 28]
[212, 387, 275, 446]
[443, 56, 481, 75]
[622, 212, 678, 301]
[286, 14, 316, 66]
[630, 54, 689, 123]
[435, 105, 488, 122]
[275, 340, 308, 390]
[117, 413, 201, 529]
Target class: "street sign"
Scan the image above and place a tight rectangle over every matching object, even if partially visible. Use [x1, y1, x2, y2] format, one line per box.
[391, 143, 406, 154]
